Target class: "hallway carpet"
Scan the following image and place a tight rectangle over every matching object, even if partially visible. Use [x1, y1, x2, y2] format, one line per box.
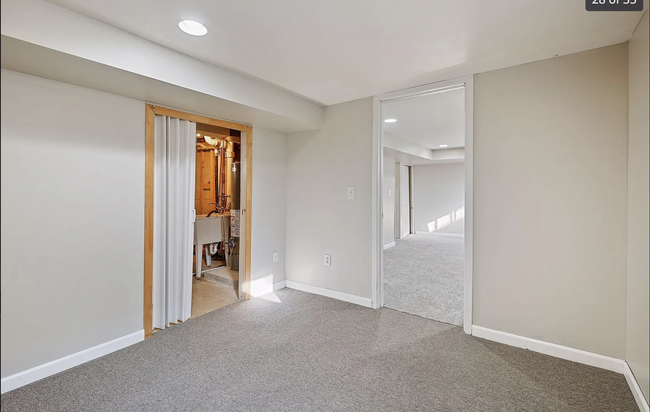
[1, 289, 637, 412]
[384, 233, 465, 325]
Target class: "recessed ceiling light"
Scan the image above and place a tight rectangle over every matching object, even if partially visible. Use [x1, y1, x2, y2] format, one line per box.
[178, 20, 208, 36]
[384, 119, 397, 123]
[439, 144, 448, 148]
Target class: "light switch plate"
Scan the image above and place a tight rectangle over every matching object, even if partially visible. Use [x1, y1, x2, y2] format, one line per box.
[388, 189, 392, 197]
[324, 254, 332, 266]
[347, 186, 356, 200]
[272, 251, 279, 263]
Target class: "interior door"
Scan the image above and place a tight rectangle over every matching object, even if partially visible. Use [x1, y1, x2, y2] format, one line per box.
[152, 115, 196, 328]
[400, 164, 411, 238]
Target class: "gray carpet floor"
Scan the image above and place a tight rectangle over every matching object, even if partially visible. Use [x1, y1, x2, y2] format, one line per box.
[384, 233, 465, 325]
[1, 289, 637, 412]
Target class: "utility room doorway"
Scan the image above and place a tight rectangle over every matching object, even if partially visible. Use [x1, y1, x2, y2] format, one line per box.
[192, 123, 243, 318]
[144, 105, 252, 338]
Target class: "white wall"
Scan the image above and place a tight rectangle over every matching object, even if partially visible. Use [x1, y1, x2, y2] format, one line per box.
[286, 98, 373, 299]
[413, 162, 465, 235]
[626, 10, 649, 402]
[473, 44, 629, 358]
[399, 164, 411, 238]
[250, 128, 287, 296]
[382, 156, 395, 247]
[0, 70, 145, 378]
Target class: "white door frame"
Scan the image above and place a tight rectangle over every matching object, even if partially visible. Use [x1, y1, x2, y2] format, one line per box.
[371, 76, 474, 335]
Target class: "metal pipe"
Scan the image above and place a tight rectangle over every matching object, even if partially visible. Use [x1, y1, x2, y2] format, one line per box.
[215, 147, 221, 210]
[231, 161, 240, 210]
[224, 141, 235, 211]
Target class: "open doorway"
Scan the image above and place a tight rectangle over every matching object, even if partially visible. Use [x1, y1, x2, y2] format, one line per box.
[143, 105, 253, 338]
[192, 123, 243, 318]
[373, 78, 473, 333]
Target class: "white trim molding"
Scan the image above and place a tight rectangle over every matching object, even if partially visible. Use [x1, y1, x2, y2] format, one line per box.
[383, 242, 396, 250]
[624, 362, 650, 412]
[472, 326, 624, 373]
[1, 329, 144, 394]
[285, 280, 372, 308]
[473, 326, 649, 411]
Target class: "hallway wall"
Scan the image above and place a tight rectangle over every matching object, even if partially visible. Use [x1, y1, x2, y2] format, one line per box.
[383, 156, 396, 247]
[413, 162, 465, 235]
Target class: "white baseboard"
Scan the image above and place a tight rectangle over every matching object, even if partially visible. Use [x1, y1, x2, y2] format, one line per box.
[285, 280, 372, 308]
[624, 362, 650, 412]
[473, 326, 649, 411]
[383, 242, 396, 250]
[415, 231, 464, 238]
[1, 329, 144, 394]
[471, 326, 625, 373]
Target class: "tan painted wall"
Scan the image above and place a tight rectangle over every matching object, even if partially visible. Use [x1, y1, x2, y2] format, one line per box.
[626, 10, 649, 402]
[0, 70, 145, 378]
[286, 98, 373, 298]
[473, 44, 629, 358]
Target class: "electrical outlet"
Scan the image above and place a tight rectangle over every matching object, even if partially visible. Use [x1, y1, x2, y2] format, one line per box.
[272, 251, 279, 263]
[324, 254, 332, 267]
[347, 186, 355, 200]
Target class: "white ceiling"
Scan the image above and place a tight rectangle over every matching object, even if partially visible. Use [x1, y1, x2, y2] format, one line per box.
[383, 88, 465, 149]
[45, 0, 646, 106]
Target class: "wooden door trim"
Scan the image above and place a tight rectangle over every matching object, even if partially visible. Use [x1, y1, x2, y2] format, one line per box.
[144, 105, 155, 338]
[243, 129, 253, 300]
[143, 104, 253, 338]
[150, 105, 252, 132]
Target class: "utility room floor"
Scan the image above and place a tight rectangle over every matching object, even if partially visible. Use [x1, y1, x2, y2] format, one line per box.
[191, 277, 238, 319]
[203, 266, 239, 288]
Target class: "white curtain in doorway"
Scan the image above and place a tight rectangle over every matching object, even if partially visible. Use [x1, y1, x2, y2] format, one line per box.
[153, 115, 196, 329]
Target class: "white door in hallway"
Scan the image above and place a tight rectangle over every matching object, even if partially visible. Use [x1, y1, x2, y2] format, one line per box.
[400, 164, 411, 238]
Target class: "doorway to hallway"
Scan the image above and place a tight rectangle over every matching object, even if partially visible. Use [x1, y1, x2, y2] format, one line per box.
[374, 78, 473, 331]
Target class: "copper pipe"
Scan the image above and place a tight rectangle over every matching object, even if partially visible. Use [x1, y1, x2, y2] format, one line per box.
[224, 141, 236, 212]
